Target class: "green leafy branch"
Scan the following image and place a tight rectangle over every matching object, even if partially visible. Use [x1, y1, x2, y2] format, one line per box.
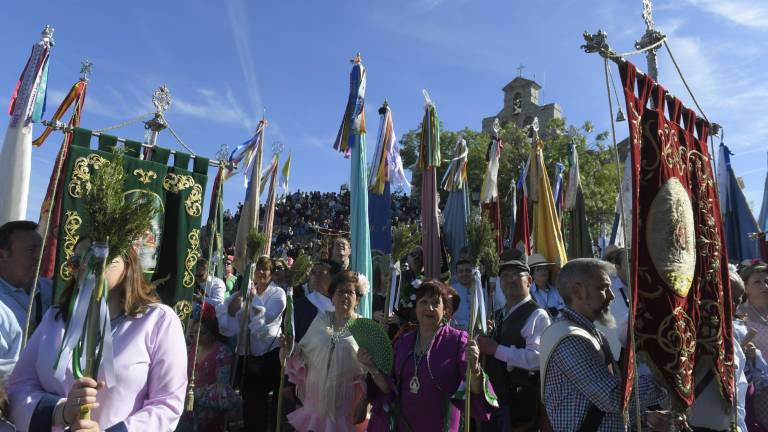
[466, 210, 499, 275]
[83, 151, 157, 261]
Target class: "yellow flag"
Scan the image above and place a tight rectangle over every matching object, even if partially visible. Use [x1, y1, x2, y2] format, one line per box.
[530, 139, 568, 266]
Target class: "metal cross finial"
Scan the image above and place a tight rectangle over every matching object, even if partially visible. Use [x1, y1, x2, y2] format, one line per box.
[517, 63, 525, 77]
[272, 141, 285, 155]
[152, 85, 172, 114]
[41, 25, 55, 46]
[215, 144, 230, 161]
[642, 0, 654, 30]
[79, 59, 93, 82]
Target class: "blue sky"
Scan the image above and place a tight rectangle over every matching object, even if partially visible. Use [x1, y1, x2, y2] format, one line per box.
[1, 0, 767, 222]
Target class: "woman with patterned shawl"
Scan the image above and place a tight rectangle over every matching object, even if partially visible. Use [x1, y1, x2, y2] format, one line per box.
[362, 279, 497, 431]
[280, 271, 369, 432]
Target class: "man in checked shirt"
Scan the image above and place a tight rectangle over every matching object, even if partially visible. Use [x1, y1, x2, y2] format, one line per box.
[539, 258, 680, 431]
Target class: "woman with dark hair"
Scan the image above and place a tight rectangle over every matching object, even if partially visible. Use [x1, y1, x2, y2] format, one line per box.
[7, 239, 187, 431]
[217, 255, 285, 431]
[362, 279, 497, 431]
[280, 270, 369, 432]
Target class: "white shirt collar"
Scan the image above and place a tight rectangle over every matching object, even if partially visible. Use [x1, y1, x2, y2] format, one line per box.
[501, 295, 533, 319]
[307, 291, 335, 312]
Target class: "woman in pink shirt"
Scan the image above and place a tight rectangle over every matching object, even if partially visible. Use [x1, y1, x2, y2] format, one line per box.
[7, 241, 187, 432]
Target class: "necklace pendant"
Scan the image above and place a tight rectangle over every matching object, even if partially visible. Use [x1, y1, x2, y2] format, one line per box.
[409, 375, 420, 394]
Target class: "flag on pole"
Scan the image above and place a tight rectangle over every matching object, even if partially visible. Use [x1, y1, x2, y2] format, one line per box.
[261, 154, 280, 257]
[333, 54, 372, 318]
[442, 137, 469, 268]
[419, 91, 442, 279]
[480, 120, 504, 254]
[279, 153, 291, 197]
[0, 26, 53, 225]
[37, 71, 88, 279]
[718, 143, 761, 261]
[530, 136, 567, 266]
[206, 166, 227, 280]
[506, 176, 516, 248]
[758, 152, 768, 233]
[231, 119, 266, 271]
[368, 101, 409, 254]
[564, 140, 593, 258]
[511, 162, 531, 255]
[552, 162, 566, 221]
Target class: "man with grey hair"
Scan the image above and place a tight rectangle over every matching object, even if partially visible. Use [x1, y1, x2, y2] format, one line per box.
[539, 258, 673, 431]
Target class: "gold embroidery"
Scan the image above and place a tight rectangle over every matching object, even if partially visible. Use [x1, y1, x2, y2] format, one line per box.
[183, 229, 200, 289]
[173, 300, 193, 324]
[59, 211, 82, 281]
[660, 124, 686, 174]
[656, 307, 696, 398]
[68, 154, 108, 198]
[185, 184, 203, 217]
[133, 169, 158, 185]
[162, 173, 196, 194]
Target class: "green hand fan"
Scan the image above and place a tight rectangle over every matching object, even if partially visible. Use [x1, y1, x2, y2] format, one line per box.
[348, 318, 393, 374]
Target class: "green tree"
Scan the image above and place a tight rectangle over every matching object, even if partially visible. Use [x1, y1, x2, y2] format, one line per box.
[399, 118, 619, 242]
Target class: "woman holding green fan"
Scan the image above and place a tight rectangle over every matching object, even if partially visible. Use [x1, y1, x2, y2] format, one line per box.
[363, 279, 497, 432]
[280, 270, 369, 432]
[6, 239, 187, 431]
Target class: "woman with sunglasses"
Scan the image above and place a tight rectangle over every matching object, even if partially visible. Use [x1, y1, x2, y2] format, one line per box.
[280, 270, 369, 432]
[7, 239, 187, 432]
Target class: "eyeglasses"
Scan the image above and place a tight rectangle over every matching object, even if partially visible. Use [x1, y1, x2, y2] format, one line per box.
[224, 261, 232, 266]
[334, 289, 357, 298]
[311, 268, 329, 276]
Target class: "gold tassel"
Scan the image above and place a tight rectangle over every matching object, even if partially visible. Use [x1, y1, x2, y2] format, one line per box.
[185, 380, 195, 412]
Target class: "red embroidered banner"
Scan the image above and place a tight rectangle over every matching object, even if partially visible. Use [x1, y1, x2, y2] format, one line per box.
[620, 61, 734, 409]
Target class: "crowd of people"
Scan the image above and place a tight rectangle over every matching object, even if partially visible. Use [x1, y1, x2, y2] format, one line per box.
[1, 218, 768, 431]
[226, 190, 420, 258]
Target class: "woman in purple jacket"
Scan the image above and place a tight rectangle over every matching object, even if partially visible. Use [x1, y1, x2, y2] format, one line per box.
[360, 279, 497, 431]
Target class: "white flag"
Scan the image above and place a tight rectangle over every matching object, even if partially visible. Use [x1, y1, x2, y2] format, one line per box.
[0, 32, 52, 225]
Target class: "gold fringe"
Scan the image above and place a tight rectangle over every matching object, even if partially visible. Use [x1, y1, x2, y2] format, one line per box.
[185, 380, 195, 412]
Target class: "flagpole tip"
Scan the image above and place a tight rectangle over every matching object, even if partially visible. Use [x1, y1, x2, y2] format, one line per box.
[378, 99, 389, 114]
[80, 59, 93, 82]
[351, 53, 362, 64]
[41, 25, 55, 46]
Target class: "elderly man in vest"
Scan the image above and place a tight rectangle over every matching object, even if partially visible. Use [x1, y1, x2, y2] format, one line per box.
[478, 255, 551, 431]
[540, 258, 675, 431]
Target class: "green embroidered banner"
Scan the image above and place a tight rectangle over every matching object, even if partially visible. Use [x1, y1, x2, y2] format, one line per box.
[52, 127, 209, 324]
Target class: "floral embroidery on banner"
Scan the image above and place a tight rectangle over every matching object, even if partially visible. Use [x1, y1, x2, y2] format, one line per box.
[59, 211, 82, 281]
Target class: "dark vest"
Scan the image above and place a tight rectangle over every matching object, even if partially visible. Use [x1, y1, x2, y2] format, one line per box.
[486, 299, 540, 406]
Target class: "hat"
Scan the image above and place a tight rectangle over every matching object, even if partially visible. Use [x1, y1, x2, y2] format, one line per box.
[603, 245, 626, 263]
[528, 253, 553, 268]
[499, 258, 530, 274]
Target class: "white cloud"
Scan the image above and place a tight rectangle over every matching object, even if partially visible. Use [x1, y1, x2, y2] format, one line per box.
[683, 0, 768, 30]
[173, 87, 254, 130]
[301, 134, 334, 149]
[225, 0, 264, 116]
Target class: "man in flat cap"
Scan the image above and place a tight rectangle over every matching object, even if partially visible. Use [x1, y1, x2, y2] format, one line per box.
[478, 250, 551, 431]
